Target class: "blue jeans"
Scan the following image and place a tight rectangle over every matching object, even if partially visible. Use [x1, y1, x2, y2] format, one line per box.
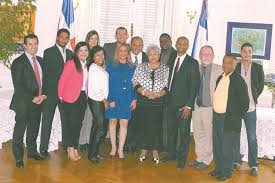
[234, 110, 258, 168]
[213, 113, 239, 177]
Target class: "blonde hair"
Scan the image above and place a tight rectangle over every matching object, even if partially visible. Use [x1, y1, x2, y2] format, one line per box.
[113, 43, 131, 64]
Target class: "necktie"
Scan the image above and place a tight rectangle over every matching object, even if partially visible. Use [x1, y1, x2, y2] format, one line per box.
[170, 57, 180, 89]
[197, 66, 205, 106]
[32, 56, 42, 96]
[134, 55, 138, 65]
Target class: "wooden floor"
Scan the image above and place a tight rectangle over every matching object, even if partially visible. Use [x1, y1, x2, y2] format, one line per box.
[0, 139, 275, 183]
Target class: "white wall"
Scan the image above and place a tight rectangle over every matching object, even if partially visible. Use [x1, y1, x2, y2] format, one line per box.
[34, 0, 275, 73]
[170, 0, 275, 73]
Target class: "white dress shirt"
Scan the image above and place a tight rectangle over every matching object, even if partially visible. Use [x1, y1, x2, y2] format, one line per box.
[88, 63, 109, 101]
[131, 51, 143, 65]
[81, 60, 88, 91]
[169, 53, 187, 90]
[56, 44, 66, 62]
[25, 51, 43, 82]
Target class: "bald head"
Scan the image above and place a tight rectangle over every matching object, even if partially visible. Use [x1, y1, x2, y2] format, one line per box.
[222, 54, 236, 75]
[130, 36, 144, 55]
[176, 37, 189, 56]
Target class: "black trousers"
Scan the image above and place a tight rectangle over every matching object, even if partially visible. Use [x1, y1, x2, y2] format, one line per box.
[62, 92, 87, 149]
[125, 110, 138, 150]
[12, 104, 42, 161]
[167, 106, 191, 166]
[87, 99, 107, 158]
[40, 97, 67, 152]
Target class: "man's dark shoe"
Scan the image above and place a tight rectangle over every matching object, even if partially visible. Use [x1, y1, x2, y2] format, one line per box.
[208, 170, 221, 177]
[217, 174, 232, 181]
[16, 160, 24, 168]
[250, 168, 258, 176]
[79, 144, 88, 151]
[89, 157, 100, 164]
[40, 151, 50, 158]
[233, 163, 241, 170]
[97, 155, 106, 160]
[28, 153, 45, 160]
[176, 160, 185, 170]
[188, 160, 200, 167]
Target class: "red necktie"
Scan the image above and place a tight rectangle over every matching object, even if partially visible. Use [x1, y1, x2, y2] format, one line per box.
[170, 57, 180, 89]
[173, 57, 180, 79]
[32, 56, 42, 96]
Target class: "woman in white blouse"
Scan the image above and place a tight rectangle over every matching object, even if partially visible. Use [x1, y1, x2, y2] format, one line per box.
[87, 46, 109, 164]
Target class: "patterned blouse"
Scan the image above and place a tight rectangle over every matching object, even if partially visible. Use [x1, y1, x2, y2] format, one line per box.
[132, 62, 169, 106]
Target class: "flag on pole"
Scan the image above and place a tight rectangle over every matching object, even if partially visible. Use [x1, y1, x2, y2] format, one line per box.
[58, 0, 75, 50]
[191, 0, 208, 60]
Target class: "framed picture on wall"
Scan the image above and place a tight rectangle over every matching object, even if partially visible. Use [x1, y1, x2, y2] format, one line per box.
[226, 22, 273, 60]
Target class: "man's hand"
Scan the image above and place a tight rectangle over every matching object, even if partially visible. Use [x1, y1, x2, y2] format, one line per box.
[179, 106, 191, 119]
[32, 96, 45, 105]
[103, 100, 110, 110]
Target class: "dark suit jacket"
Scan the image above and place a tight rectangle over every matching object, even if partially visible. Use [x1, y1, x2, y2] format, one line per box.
[160, 47, 177, 68]
[235, 62, 264, 104]
[168, 54, 200, 110]
[215, 71, 249, 132]
[42, 45, 73, 102]
[103, 42, 117, 64]
[10, 53, 44, 113]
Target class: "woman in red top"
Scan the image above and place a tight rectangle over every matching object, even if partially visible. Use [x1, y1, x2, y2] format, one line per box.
[58, 42, 89, 161]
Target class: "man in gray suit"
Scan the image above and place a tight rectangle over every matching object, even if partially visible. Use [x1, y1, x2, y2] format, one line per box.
[190, 45, 223, 169]
[103, 27, 129, 64]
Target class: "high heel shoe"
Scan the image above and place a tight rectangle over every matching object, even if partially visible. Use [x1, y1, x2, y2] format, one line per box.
[139, 155, 146, 162]
[153, 157, 160, 164]
[67, 147, 77, 161]
[74, 149, 81, 161]
[109, 148, 117, 158]
[118, 149, 125, 159]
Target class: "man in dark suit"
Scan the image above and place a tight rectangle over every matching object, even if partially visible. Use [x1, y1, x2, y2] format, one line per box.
[103, 27, 129, 64]
[233, 43, 265, 176]
[162, 37, 200, 169]
[39, 29, 73, 157]
[209, 54, 249, 181]
[159, 33, 177, 151]
[125, 36, 148, 153]
[10, 34, 46, 168]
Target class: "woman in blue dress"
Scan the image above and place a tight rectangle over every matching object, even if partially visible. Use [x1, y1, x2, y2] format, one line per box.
[106, 43, 136, 159]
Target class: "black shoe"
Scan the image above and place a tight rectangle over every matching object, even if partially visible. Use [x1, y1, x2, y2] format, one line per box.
[176, 160, 185, 169]
[217, 174, 232, 181]
[28, 153, 45, 160]
[89, 157, 100, 164]
[40, 151, 50, 158]
[250, 168, 258, 176]
[97, 155, 106, 160]
[233, 163, 241, 170]
[16, 160, 24, 168]
[208, 170, 221, 177]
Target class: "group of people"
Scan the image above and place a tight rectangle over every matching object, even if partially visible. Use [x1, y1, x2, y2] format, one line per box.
[9, 26, 265, 182]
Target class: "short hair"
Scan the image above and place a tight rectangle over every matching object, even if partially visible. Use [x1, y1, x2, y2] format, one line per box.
[115, 27, 128, 35]
[131, 36, 143, 44]
[241, 42, 253, 51]
[159, 33, 172, 41]
[146, 44, 161, 55]
[223, 53, 237, 62]
[85, 30, 100, 47]
[177, 36, 189, 43]
[23, 33, 39, 44]
[200, 45, 214, 54]
[57, 28, 70, 37]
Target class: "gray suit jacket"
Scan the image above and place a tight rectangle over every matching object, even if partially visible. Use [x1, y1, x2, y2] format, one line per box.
[193, 63, 223, 110]
[103, 42, 117, 64]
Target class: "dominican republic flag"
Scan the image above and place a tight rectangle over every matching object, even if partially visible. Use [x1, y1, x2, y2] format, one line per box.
[191, 0, 208, 60]
[58, 0, 75, 50]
